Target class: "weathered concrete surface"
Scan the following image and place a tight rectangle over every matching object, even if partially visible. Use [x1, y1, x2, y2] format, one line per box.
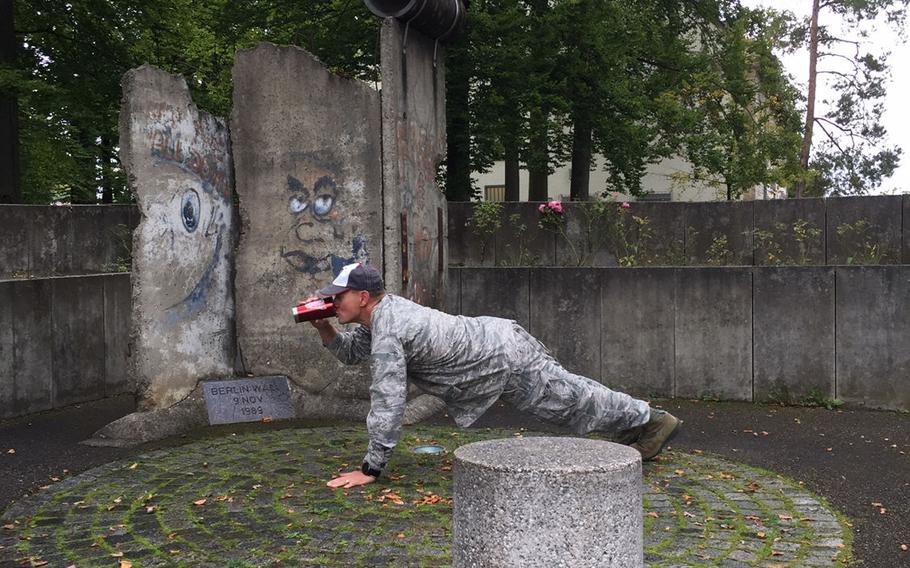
[753, 267, 834, 403]
[445, 266, 461, 315]
[601, 268, 675, 398]
[903, 194, 909, 263]
[87, 376, 373, 447]
[447, 202, 480, 266]
[556, 202, 614, 267]
[529, 268, 601, 381]
[685, 201, 754, 266]
[0, 279, 53, 419]
[454, 437, 643, 568]
[103, 274, 132, 395]
[120, 65, 236, 409]
[827, 195, 902, 264]
[458, 268, 529, 329]
[753, 198, 825, 265]
[501, 202, 556, 266]
[52, 276, 106, 406]
[836, 267, 910, 410]
[380, 19, 448, 307]
[675, 268, 752, 400]
[0, 206, 29, 277]
[0, 205, 137, 279]
[0, 275, 132, 421]
[231, 43, 382, 401]
[626, 202, 687, 266]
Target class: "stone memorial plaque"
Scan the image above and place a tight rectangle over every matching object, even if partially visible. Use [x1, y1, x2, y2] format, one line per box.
[203, 376, 294, 425]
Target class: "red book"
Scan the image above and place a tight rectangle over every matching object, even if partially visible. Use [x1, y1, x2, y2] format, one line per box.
[292, 298, 337, 323]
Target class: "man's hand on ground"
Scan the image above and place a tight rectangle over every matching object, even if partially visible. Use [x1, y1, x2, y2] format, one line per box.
[326, 470, 376, 489]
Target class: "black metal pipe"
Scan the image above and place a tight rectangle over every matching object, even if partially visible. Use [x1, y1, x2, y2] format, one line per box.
[363, 0, 466, 42]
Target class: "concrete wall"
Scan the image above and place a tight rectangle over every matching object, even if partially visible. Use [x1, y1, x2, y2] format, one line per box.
[449, 196, 909, 267]
[0, 274, 131, 420]
[380, 20, 448, 307]
[450, 266, 910, 411]
[119, 65, 236, 409]
[231, 43, 383, 400]
[0, 205, 137, 279]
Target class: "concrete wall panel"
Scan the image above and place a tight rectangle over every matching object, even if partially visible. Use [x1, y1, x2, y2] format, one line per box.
[836, 267, 910, 410]
[601, 268, 675, 397]
[627, 202, 687, 266]
[753, 267, 834, 402]
[556, 203, 615, 267]
[445, 267, 461, 315]
[903, 194, 909, 264]
[827, 196, 902, 264]
[499, 202, 556, 266]
[753, 199, 825, 265]
[458, 268, 529, 329]
[0, 206, 30, 278]
[380, 20, 448, 307]
[0, 282, 15, 418]
[103, 274, 132, 395]
[232, 44, 381, 401]
[11, 279, 53, 415]
[675, 268, 752, 400]
[529, 269, 601, 381]
[685, 202, 754, 266]
[51, 277, 105, 406]
[120, 65, 236, 408]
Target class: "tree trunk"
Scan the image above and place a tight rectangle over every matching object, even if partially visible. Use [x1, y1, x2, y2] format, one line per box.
[527, 109, 549, 201]
[444, 46, 473, 201]
[795, 0, 820, 199]
[504, 140, 520, 201]
[570, 114, 592, 201]
[0, 0, 21, 204]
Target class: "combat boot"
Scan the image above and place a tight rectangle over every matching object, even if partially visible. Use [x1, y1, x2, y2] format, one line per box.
[631, 411, 681, 461]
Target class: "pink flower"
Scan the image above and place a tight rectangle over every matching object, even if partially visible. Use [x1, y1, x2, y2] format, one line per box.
[538, 204, 547, 214]
[621, 202, 631, 209]
[547, 200, 564, 213]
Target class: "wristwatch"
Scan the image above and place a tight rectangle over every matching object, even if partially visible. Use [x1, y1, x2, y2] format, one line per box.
[361, 462, 382, 478]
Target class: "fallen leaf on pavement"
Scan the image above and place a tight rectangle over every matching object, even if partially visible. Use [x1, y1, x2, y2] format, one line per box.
[193, 499, 206, 506]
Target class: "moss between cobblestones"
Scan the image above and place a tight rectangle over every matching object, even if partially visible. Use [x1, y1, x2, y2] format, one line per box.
[0, 426, 853, 567]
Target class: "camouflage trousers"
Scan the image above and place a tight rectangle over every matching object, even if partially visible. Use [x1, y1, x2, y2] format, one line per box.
[500, 325, 651, 435]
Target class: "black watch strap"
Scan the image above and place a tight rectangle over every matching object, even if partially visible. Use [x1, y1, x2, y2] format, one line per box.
[361, 462, 381, 478]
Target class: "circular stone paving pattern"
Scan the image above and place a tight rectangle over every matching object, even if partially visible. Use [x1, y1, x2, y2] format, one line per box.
[1, 427, 851, 567]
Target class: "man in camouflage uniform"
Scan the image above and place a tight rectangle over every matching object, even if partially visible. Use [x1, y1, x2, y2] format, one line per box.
[310, 263, 681, 489]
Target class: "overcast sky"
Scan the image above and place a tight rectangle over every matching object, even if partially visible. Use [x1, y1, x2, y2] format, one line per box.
[743, 0, 909, 194]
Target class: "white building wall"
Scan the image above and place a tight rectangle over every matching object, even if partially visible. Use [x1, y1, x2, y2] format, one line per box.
[472, 154, 784, 202]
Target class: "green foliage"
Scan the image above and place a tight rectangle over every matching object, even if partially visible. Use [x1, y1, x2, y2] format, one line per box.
[835, 218, 892, 264]
[793, 0, 909, 196]
[445, 1, 807, 200]
[800, 388, 844, 410]
[667, 7, 804, 200]
[705, 232, 734, 266]
[497, 213, 539, 267]
[752, 218, 823, 265]
[12, 0, 380, 204]
[468, 200, 503, 264]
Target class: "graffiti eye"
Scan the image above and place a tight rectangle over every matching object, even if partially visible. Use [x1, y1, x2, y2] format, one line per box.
[313, 194, 334, 216]
[289, 196, 309, 214]
[181, 191, 200, 233]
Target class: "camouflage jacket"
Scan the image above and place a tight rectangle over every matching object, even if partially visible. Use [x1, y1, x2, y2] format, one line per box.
[326, 294, 519, 473]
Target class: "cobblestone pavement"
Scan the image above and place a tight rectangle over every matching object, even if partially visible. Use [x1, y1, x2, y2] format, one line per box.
[0, 426, 851, 568]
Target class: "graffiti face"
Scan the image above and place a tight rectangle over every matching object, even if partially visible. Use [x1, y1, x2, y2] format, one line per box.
[160, 183, 230, 324]
[143, 106, 233, 325]
[280, 161, 369, 277]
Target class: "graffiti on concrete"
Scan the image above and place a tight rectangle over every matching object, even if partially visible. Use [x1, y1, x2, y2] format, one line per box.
[280, 154, 370, 277]
[143, 106, 233, 325]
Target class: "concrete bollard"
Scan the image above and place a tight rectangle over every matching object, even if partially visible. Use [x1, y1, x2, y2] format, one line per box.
[453, 437, 643, 568]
